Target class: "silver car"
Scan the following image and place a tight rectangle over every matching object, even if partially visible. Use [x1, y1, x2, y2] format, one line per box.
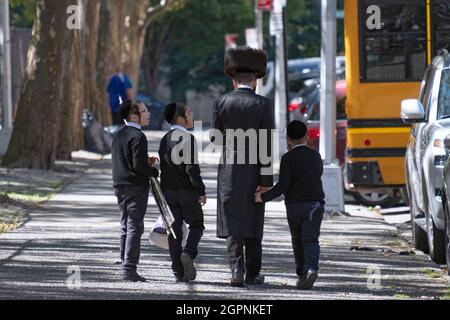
[401, 51, 450, 265]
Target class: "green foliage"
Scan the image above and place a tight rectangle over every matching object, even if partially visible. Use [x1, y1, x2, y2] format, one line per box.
[160, 0, 255, 100]
[147, 0, 344, 98]
[286, 0, 345, 59]
[10, 0, 36, 28]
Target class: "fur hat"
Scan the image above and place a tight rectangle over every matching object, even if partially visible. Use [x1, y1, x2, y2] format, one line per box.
[224, 47, 268, 79]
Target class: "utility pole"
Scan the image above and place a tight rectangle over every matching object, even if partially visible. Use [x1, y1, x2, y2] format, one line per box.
[0, 0, 12, 131]
[0, 0, 12, 155]
[319, 0, 344, 212]
[255, 0, 264, 95]
[271, 0, 287, 157]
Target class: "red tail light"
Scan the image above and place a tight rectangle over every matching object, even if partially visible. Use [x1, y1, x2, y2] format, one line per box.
[288, 101, 301, 112]
[300, 106, 307, 114]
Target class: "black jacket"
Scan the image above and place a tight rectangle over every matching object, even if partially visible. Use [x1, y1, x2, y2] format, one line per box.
[262, 145, 325, 205]
[211, 87, 275, 239]
[159, 129, 206, 196]
[112, 126, 159, 187]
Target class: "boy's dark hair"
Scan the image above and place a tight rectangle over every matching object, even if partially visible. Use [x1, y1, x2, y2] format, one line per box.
[120, 100, 143, 121]
[287, 120, 308, 140]
[234, 72, 257, 85]
[164, 102, 187, 124]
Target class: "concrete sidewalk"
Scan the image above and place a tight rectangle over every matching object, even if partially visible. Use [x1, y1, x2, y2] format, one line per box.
[0, 132, 448, 300]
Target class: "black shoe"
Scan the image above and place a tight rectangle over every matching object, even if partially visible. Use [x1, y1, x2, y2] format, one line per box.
[174, 274, 187, 283]
[181, 253, 197, 281]
[245, 275, 265, 285]
[122, 272, 147, 283]
[297, 270, 318, 290]
[230, 268, 245, 287]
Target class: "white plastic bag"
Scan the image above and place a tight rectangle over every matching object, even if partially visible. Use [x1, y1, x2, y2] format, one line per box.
[149, 216, 189, 250]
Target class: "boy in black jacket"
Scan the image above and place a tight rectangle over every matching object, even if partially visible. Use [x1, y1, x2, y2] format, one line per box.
[159, 103, 206, 283]
[112, 100, 159, 282]
[255, 120, 325, 290]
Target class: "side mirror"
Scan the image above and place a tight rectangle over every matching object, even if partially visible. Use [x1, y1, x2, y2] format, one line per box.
[401, 99, 425, 123]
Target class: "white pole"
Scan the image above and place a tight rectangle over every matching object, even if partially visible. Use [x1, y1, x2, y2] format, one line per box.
[255, 1, 264, 95]
[273, 0, 287, 156]
[319, 0, 337, 164]
[1, 0, 12, 130]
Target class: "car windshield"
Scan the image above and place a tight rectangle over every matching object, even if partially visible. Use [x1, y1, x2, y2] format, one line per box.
[437, 69, 450, 120]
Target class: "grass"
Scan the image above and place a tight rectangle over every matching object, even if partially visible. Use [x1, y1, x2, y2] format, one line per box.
[442, 289, 450, 300]
[0, 180, 67, 235]
[6, 191, 52, 203]
[0, 209, 23, 234]
[394, 293, 411, 299]
[423, 268, 444, 279]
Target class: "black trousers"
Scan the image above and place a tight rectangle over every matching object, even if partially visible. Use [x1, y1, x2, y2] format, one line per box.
[286, 201, 324, 277]
[114, 185, 149, 273]
[163, 189, 205, 276]
[111, 111, 122, 125]
[226, 236, 262, 279]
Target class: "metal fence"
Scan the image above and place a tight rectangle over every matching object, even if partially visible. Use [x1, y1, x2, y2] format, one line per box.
[10, 27, 31, 106]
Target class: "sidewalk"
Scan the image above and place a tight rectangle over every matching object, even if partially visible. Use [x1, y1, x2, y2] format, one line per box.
[0, 132, 448, 300]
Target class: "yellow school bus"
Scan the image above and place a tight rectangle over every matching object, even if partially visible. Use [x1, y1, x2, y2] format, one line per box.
[344, 0, 449, 206]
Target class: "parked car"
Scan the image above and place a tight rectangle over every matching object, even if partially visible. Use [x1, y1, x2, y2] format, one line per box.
[136, 93, 170, 130]
[401, 50, 450, 267]
[441, 134, 450, 274]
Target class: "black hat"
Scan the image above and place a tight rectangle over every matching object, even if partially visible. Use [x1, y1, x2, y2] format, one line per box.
[287, 121, 308, 140]
[164, 103, 177, 123]
[224, 47, 268, 79]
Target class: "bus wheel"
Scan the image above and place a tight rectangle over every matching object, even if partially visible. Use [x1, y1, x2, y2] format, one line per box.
[351, 192, 400, 208]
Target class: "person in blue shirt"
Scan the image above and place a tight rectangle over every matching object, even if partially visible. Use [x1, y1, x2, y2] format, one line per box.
[107, 67, 134, 125]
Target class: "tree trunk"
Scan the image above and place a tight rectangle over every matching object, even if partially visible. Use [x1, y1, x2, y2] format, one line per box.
[82, 0, 102, 122]
[57, 29, 84, 160]
[96, 0, 126, 125]
[121, 1, 149, 88]
[2, 0, 78, 169]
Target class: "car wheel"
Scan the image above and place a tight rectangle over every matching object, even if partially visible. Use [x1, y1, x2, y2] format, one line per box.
[423, 176, 446, 264]
[443, 194, 450, 275]
[351, 192, 401, 208]
[409, 186, 429, 254]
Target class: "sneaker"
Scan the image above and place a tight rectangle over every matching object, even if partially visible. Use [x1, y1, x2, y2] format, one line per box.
[297, 270, 318, 290]
[181, 253, 197, 281]
[122, 271, 147, 283]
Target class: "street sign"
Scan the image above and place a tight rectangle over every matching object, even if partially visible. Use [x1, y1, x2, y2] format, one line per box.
[225, 34, 239, 49]
[245, 28, 259, 49]
[270, 12, 283, 36]
[257, 0, 272, 11]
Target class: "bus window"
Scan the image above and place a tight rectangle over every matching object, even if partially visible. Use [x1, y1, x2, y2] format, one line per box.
[432, 1, 450, 55]
[359, 1, 427, 82]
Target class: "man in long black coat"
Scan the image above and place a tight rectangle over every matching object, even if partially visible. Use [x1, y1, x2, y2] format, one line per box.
[211, 47, 274, 287]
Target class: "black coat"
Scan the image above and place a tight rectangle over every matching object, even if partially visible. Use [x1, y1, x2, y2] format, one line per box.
[211, 87, 274, 239]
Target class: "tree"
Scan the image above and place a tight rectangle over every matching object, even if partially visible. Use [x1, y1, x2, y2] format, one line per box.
[141, 0, 254, 101]
[3, 0, 82, 168]
[95, 0, 179, 124]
